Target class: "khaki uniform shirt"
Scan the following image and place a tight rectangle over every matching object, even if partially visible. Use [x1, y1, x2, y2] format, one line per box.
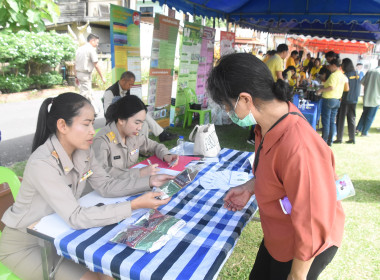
[75, 43, 98, 74]
[2, 135, 150, 230]
[93, 122, 170, 176]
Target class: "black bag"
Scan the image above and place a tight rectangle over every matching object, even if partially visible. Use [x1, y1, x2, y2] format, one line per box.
[190, 103, 202, 110]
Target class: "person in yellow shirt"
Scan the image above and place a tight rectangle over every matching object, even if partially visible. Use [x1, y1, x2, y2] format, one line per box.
[310, 58, 322, 80]
[286, 50, 298, 68]
[303, 53, 311, 67]
[316, 59, 348, 146]
[265, 44, 289, 81]
[283, 66, 297, 87]
[263, 50, 276, 63]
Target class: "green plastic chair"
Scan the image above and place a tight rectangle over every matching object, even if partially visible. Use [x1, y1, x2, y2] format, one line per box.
[0, 168, 21, 280]
[94, 128, 101, 136]
[0, 167, 21, 199]
[182, 88, 212, 128]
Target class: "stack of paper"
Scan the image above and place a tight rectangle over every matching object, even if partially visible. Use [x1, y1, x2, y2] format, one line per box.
[200, 170, 251, 191]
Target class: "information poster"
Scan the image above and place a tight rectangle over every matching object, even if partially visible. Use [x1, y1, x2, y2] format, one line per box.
[110, 5, 142, 98]
[147, 14, 179, 127]
[220, 31, 235, 57]
[195, 26, 215, 108]
[172, 22, 203, 125]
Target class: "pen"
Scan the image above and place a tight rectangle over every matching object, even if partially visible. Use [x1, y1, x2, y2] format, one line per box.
[147, 159, 152, 166]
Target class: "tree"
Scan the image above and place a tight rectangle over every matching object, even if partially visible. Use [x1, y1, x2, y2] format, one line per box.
[0, 0, 60, 32]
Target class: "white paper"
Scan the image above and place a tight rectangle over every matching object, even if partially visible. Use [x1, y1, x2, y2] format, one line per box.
[32, 191, 147, 239]
[132, 164, 180, 177]
[229, 171, 249, 185]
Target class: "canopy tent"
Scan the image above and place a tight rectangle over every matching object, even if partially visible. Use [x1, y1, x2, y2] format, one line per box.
[288, 37, 374, 54]
[153, 0, 380, 42]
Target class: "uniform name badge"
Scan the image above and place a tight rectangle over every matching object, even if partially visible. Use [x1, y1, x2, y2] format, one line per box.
[130, 148, 139, 156]
[80, 169, 93, 182]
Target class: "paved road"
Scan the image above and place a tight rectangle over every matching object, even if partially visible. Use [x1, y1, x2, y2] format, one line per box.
[0, 92, 106, 166]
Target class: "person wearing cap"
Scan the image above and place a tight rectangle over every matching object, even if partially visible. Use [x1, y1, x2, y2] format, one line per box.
[103, 71, 177, 142]
[94, 95, 178, 179]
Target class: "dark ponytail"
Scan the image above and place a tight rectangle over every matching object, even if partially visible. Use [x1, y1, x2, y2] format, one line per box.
[32, 92, 91, 152]
[105, 95, 147, 125]
[273, 79, 293, 102]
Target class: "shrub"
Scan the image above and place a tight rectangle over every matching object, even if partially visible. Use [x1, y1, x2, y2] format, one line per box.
[32, 72, 63, 88]
[0, 74, 34, 93]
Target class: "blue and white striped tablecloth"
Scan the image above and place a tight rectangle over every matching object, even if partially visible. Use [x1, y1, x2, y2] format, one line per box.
[54, 148, 258, 280]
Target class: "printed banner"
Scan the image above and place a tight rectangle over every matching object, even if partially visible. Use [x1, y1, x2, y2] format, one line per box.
[196, 26, 215, 108]
[172, 22, 203, 125]
[147, 14, 179, 128]
[220, 31, 235, 57]
[110, 5, 142, 98]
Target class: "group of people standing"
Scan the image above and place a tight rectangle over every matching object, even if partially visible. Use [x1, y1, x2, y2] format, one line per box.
[263, 45, 380, 146]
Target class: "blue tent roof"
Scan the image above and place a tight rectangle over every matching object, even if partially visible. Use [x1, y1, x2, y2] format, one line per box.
[153, 0, 380, 42]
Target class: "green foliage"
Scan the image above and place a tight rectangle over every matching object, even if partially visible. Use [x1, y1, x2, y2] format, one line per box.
[32, 71, 63, 88]
[0, 74, 33, 93]
[0, 31, 76, 93]
[0, 0, 60, 32]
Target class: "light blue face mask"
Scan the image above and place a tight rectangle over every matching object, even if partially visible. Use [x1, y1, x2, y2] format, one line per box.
[227, 97, 257, 127]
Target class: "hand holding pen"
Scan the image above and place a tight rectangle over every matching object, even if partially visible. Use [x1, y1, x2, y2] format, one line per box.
[140, 159, 160, 177]
[164, 154, 179, 168]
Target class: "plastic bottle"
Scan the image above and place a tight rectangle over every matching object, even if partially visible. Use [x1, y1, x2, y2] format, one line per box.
[177, 136, 185, 156]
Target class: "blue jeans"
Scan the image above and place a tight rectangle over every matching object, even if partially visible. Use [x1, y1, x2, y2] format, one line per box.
[356, 106, 379, 135]
[321, 98, 341, 145]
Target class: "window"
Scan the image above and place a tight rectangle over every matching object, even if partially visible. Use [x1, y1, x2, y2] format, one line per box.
[140, 6, 154, 17]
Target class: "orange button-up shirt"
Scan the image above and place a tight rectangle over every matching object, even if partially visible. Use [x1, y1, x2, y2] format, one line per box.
[254, 102, 345, 262]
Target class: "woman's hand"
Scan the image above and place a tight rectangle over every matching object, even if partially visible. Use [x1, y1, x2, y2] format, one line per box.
[163, 154, 179, 167]
[130, 191, 171, 210]
[140, 164, 160, 177]
[224, 178, 255, 211]
[149, 174, 175, 187]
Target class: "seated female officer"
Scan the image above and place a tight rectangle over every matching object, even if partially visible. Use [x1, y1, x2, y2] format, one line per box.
[0, 92, 172, 280]
[207, 53, 345, 280]
[93, 95, 178, 178]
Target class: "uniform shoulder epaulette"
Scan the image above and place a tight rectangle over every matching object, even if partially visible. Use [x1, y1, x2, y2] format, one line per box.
[51, 150, 59, 160]
[106, 131, 118, 144]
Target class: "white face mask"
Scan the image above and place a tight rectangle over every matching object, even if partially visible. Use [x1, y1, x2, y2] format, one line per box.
[227, 97, 257, 127]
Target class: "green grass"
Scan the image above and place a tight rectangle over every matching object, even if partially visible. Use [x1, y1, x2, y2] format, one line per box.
[8, 101, 380, 279]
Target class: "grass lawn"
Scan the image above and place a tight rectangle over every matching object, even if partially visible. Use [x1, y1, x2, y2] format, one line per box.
[8, 101, 380, 279]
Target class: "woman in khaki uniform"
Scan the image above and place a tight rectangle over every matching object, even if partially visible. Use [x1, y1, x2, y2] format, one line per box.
[0, 93, 172, 280]
[93, 95, 178, 178]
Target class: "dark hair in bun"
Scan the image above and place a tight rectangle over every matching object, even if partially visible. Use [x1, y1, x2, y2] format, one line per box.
[105, 95, 147, 125]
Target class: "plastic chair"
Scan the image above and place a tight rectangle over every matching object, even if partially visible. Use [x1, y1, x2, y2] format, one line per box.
[0, 167, 21, 199]
[94, 128, 101, 136]
[0, 180, 21, 279]
[182, 88, 212, 128]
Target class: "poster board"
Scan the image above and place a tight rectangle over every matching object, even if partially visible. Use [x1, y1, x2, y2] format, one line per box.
[110, 5, 142, 98]
[147, 14, 179, 127]
[220, 31, 235, 57]
[172, 22, 203, 125]
[195, 26, 215, 108]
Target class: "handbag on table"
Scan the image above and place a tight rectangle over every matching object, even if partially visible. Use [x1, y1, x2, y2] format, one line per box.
[189, 124, 221, 157]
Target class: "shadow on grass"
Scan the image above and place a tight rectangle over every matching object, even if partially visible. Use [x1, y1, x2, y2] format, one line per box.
[346, 179, 380, 203]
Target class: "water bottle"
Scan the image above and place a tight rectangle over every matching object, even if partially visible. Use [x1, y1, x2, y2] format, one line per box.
[177, 136, 185, 156]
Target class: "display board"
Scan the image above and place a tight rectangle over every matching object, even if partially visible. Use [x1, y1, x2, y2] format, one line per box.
[220, 31, 235, 57]
[195, 26, 215, 108]
[172, 22, 203, 125]
[110, 5, 142, 98]
[147, 14, 179, 127]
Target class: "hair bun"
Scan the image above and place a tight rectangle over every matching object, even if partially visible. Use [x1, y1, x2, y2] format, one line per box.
[273, 79, 293, 102]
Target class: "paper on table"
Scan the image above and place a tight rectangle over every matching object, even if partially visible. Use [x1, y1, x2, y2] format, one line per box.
[32, 191, 147, 239]
[132, 164, 180, 177]
[229, 171, 249, 185]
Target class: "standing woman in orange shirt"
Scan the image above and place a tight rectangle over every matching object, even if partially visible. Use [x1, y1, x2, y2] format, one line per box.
[207, 53, 345, 280]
